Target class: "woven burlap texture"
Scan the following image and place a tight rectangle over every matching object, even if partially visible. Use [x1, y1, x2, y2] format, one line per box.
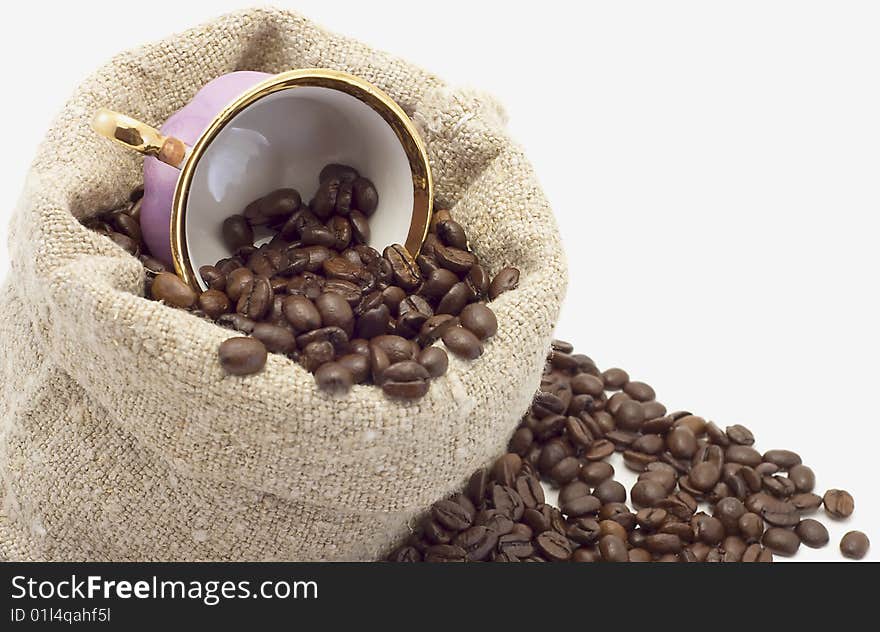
[0, 7, 566, 561]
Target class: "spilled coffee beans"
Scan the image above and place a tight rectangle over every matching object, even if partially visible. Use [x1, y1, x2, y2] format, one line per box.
[387, 340, 870, 562]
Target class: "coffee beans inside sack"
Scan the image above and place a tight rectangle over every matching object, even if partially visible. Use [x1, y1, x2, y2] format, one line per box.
[91, 164, 518, 399]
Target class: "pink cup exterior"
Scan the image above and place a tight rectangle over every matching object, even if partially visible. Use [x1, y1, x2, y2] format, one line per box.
[140, 71, 271, 264]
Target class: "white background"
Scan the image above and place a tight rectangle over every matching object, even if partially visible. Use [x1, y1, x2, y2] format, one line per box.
[0, 1, 876, 561]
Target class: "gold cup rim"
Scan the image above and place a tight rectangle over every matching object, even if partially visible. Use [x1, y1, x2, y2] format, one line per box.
[171, 68, 434, 289]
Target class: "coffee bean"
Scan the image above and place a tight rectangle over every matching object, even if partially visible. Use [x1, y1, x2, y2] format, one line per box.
[314, 361, 353, 393]
[436, 219, 468, 250]
[823, 489, 855, 519]
[442, 326, 483, 360]
[762, 449, 802, 470]
[763, 474, 796, 499]
[490, 453, 522, 487]
[151, 272, 197, 309]
[840, 531, 870, 559]
[755, 462, 779, 476]
[424, 544, 466, 562]
[509, 427, 534, 456]
[432, 499, 474, 532]
[319, 164, 359, 184]
[790, 492, 823, 513]
[250, 322, 296, 354]
[417, 346, 449, 378]
[645, 533, 683, 554]
[689, 514, 724, 544]
[726, 424, 755, 446]
[466, 264, 490, 298]
[547, 456, 579, 485]
[623, 381, 655, 402]
[198, 289, 230, 319]
[301, 340, 335, 373]
[262, 188, 301, 220]
[488, 267, 520, 300]
[570, 374, 604, 398]
[370, 335, 414, 364]
[634, 508, 666, 532]
[198, 265, 227, 292]
[536, 530, 572, 561]
[597, 534, 628, 562]
[497, 532, 534, 558]
[218, 337, 267, 375]
[580, 461, 614, 485]
[557, 480, 589, 505]
[721, 535, 747, 562]
[667, 426, 698, 458]
[459, 303, 498, 340]
[315, 291, 354, 336]
[787, 464, 815, 493]
[740, 543, 771, 563]
[311, 179, 343, 219]
[237, 275, 273, 320]
[714, 497, 746, 532]
[630, 480, 666, 508]
[106, 230, 139, 256]
[760, 502, 800, 528]
[329, 183, 354, 217]
[737, 512, 764, 542]
[353, 304, 389, 339]
[465, 469, 489, 508]
[601, 368, 629, 390]
[594, 479, 627, 505]
[762, 527, 800, 556]
[368, 343, 390, 384]
[434, 243, 475, 275]
[226, 268, 254, 303]
[615, 400, 645, 432]
[383, 244, 421, 290]
[420, 268, 457, 299]
[585, 439, 615, 461]
[516, 475, 545, 509]
[216, 313, 255, 334]
[436, 282, 474, 316]
[689, 462, 722, 492]
[705, 421, 730, 447]
[623, 450, 656, 472]
[381, 362, 430, 399]
[336, 353, 370, 383]
[491, 485, 525, 521]
[350, 177, 378, 215]
[296, 326, 348, 354]
[726, 445, 763, 467]
[795, 519, 829, 548]
[600, 504, 636, 531]
[674, 415, 706, 435]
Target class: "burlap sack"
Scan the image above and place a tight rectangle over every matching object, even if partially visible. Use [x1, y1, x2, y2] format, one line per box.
[0, 7, 566, 561]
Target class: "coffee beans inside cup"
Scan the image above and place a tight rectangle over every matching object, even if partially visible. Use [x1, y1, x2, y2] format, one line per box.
[84, 167, 519, 399]
[387, 340, 870, 562]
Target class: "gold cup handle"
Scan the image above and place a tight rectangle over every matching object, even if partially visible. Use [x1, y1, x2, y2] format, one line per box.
[91, 108, 189, 169]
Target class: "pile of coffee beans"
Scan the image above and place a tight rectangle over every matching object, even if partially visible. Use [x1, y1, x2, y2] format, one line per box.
[387, 340, 870, 562]
[84, 167, 519, 399]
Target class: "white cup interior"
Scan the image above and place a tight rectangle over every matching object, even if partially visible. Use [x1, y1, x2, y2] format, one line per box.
[185, 86, 415, 290]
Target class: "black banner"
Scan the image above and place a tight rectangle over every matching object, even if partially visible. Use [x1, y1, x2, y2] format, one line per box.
[0, 562, 871, 627]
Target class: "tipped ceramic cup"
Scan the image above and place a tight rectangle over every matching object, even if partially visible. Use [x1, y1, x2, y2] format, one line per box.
[93, 69, 433, 290]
